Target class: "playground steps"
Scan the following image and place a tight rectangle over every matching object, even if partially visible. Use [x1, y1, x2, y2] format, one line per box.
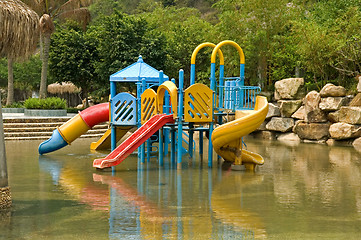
[2, 117, 108, 141]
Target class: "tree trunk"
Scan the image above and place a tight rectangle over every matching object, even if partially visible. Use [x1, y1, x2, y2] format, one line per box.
[257, 55, 268, 88]
[39, 33, 51, 99]
[6, 58, 14, 106]
[0, 93, 8, 188]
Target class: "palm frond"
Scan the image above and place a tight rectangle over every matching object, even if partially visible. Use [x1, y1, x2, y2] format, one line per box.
[0, 0, 40, 61]
[54, 0, 93, 17]
[58, 7, 91, 30]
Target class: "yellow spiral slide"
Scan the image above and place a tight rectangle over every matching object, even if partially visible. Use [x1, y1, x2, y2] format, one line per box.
[211, 96, 268, 170]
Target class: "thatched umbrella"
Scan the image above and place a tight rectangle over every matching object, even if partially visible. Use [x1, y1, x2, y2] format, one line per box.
[0, 0, 39, 209]
[0, 0, 39, 106]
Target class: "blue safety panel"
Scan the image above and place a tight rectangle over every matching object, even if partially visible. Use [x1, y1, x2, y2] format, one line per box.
[111, 92, 137, 126]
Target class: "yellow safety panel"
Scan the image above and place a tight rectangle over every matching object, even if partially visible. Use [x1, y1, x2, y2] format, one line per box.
[141, 88, 157, 124]
[58, 114, 90, 144]
[157, 81, 178, 119]
[184, 83, 213, 123]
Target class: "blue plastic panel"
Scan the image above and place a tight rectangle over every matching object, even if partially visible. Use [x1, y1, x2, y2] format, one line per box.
[111, 92, 137, 126]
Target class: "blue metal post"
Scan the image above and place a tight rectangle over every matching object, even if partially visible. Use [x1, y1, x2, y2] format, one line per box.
[189, 123, 194, 158]
[219, 65, 224, 109]
[164, 85, 170, 156]
[190, 64, 195, 85]
[159, 71, 164, 166]
[240, 63, 245, 109]
[110, 81, 116, 172]
[199, 130, 203, 157]
[177, 70, 184, 169]
[141, 79, 146, 164]
[171, 127, 176, 166]
[208, 63, 216, 168]
[137, 82, 142, 162]
[189, 64, 196, 158]
[230, 81, 236, 111]
[240, 63, 245, 86]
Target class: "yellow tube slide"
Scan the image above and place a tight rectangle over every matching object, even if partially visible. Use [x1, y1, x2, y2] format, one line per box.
[211, 96, 268, 170]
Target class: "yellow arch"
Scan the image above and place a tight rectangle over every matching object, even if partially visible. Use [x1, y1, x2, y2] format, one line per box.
[211, 40, 245, 64]
[157, 81, 178, 119]
[191, 42, 224, 65]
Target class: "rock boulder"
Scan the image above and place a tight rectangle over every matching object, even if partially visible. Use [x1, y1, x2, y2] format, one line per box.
[274, 78, 304, 100]
[338, 106, 361, 124]
[266, 117, 294, 132]
[319, 83, 346, 97]
[319, 97, 349, 111]
[279, 100, 302, 118]
[294, 122, 330, 140]
[329, 122, 361, 139]
[266, 103, 280, 119]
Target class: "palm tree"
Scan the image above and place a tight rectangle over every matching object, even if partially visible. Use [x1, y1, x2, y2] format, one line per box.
[22, 0, 92, 99]
[0, 0, 39, 105]
[0, 0, 39, 209]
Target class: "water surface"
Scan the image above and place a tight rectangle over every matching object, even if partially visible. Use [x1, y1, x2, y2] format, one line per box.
[1, 138, 360, 239]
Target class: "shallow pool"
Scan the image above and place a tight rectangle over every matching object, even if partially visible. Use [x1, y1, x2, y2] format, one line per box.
[1, 138, 360, 239]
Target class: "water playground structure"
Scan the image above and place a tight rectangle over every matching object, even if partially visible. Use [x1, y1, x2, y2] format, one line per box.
[38, 40, 269, 171]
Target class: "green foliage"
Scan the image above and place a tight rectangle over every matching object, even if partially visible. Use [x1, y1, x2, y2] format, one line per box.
[142, 7, 216, 85]
[4, 102, 24, 108]
[0, 55, 41, 90]
[49, 21, 96, 98]
[293, 1, 361, 89]
[24, 97, 67, 109]
[87, 11, 167, 90]
[214, 0, 300, 89]
[46, 0, 361, 96]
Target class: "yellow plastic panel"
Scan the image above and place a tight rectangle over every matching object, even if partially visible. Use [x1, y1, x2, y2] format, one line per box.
[184, 83, 213, 122]
[141, 88, 157, 124]
[58, 114, 90, 144]
[157, 81, 178, 119]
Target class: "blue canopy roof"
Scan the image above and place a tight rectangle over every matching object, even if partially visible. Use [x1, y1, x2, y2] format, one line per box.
[110, 56, 169, 82]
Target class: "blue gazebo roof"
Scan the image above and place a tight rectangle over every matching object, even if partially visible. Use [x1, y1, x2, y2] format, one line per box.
[109, 56, 169, 82]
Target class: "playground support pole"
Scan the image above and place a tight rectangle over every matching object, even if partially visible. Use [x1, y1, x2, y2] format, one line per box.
[209, 63, 216, 168]
[199, 130, 204, 157]
[219, 65, 225, 109]
[110, 81, 117, 172]
[190, 64, 195, 85]
[0, 93, 11, 209]
[141, 79, 147, 164]
[159, 71, 164, 166]
[189, 123, 194, 158]
[177, 70, 184, 169]
[171, 127, 176, 166]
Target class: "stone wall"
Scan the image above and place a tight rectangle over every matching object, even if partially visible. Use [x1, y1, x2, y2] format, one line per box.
[250, 77, 361, 152]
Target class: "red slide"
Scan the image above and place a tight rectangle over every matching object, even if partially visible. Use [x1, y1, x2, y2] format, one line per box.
[93, 114, 174, 169]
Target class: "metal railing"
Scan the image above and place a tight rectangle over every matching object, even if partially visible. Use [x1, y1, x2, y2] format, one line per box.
[220, 80, 261, 111]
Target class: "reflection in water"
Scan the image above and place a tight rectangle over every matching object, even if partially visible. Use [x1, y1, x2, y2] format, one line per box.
[2, 139, 361, 239]
[211, 171, 267, 239]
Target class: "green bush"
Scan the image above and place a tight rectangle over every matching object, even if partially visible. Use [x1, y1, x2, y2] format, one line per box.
[24, 97, 67, 110]
[4, 102, 24, 108]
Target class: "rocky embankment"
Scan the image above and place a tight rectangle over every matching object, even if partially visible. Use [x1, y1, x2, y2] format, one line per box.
[251, 77, 361, 152]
